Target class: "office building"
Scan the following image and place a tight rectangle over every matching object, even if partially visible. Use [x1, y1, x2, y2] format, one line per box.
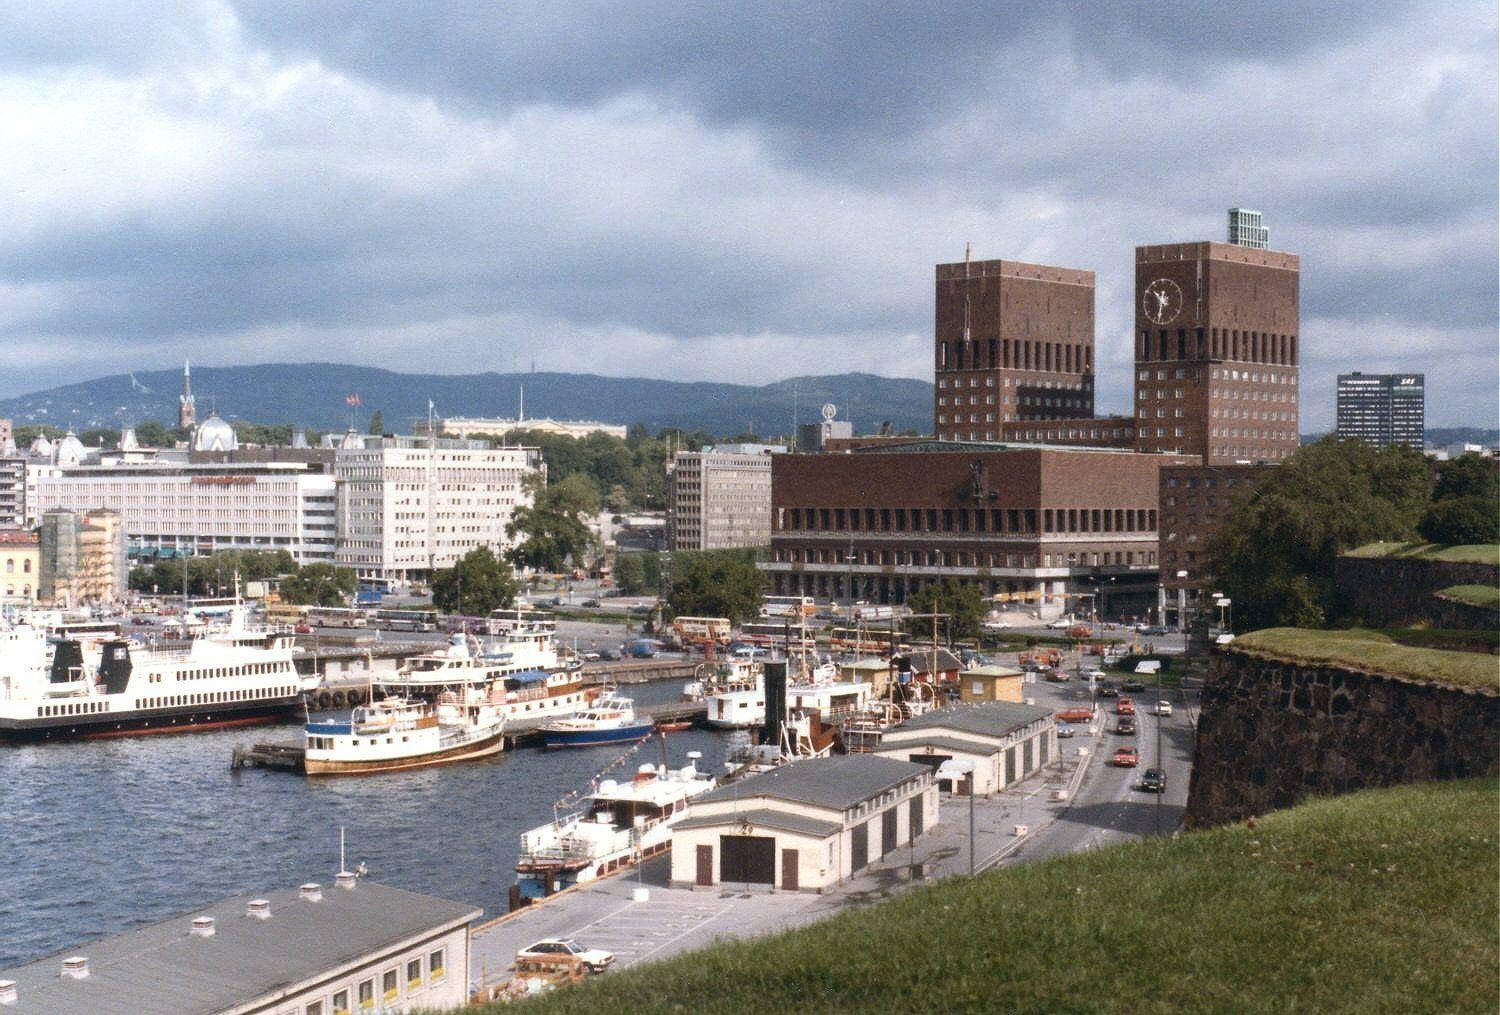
[764, 442, 1193, 617]
[934, 257, 1096, 442]
[1227, 208, 1269, 249]
[1157, 462, 1274, 627]
[334, 436, 543, 588]
[424, 415, 627, 440]
[1336, 372, 1425, 450]
[0, 456, 25, 528]
[0, 877, 479, 1015]
[33, 460, 338, 563]
[1133, 215, 1300, 464]
[667, 446, 778, 551]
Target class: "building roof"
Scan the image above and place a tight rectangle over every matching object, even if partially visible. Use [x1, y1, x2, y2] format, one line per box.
[874, 735, 1004, 758]
[0, 880, 479, 1014]
[839, 657, 893, 674]
[694, 755, 928, 812]
[675, 807, 842, 840]
[962, 664, 1023, 678]
[0, 529, 38, 546]
[898, 648, 963, 674]
[894, 701, 1054, 739]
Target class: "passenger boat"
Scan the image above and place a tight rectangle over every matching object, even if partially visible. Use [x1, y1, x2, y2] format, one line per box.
[303, 691, 505, 775]
[539, 695, 654, 749]
[0, 607, 312, 741]
[514, 752, 715, 904]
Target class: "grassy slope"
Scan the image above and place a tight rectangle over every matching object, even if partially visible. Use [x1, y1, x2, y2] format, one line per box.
[1345, 541, 1500, 564]
[1234, 628, 1499, 693]
[1440, 584, 1500, 609]
[491, 780, 1498, 1015]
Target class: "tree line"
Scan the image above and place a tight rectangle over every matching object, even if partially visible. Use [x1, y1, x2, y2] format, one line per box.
[128, 550, 356, 607]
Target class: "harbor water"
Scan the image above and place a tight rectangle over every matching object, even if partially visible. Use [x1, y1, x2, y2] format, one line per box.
[0, 679, 737, 968]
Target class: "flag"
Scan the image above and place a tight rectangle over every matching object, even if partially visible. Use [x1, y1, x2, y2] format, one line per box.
[346, 393, 361, 407]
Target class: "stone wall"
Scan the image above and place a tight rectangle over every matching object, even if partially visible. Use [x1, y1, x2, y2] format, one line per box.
[1334, 554, 1498, 628]
[1184, 646, 1500, 828]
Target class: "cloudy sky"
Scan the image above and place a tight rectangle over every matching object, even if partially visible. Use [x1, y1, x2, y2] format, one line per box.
[0, 1, 1494, 430]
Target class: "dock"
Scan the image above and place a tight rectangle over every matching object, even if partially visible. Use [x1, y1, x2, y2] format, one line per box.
[230, 700, 709, 773]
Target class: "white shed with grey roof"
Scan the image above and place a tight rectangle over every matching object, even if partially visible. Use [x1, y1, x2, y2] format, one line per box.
[0, 877, 479, 1014]
[669, 756, 938, 893]
[872, 701, 1056, 796]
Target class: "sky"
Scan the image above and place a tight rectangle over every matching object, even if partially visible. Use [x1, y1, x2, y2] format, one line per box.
[0, 1, 1494, 430]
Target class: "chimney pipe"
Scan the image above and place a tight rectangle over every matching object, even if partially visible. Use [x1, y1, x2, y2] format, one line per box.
[0, 979, 16, 1005]
[246, 899, 271, 920]
[191, 916, 216, 937]
[60, 957, 89, 980]
[299, 883, 323, 902]
[336, 871, 358, 890]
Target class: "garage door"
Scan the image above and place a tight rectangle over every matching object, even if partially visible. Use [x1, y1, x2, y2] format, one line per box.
[1024, 736, 1034, 775]
[881, 808, 898, 856]
[719, 835, 775, 885]
[1005, 746, 1017, 785]
[851, 822, 868, 872]
[909, 796, 923, 839]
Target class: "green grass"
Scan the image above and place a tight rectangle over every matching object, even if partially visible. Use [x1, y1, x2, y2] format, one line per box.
[1439, 584, 1500, 609]
[483, 780, 1499, 1014]
[1234, 628, 1499, 692]
[1346, 541, 1500, 564]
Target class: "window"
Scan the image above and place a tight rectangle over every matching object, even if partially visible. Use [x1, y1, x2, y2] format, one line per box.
[306, 1003, 324, 1015]
[357, 979, 374, 1012]
[332, 990, 350, 1015]
[429, 949, 446, 981]
[408, 958, 423, 989]
[382, 968, 398, 1001]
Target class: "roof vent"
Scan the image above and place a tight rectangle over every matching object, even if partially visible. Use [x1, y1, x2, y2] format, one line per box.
[60, 956, 89, 980]
[191, 916, 216, 937]
[246, 899, 271, 920]
[335, 870, 358, 890]
[0, 979, 16, 1005]
[299, 883, 323, 902]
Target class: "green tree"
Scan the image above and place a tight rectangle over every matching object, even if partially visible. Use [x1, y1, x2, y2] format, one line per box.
[506, 474, 600, 572]
[279, 563, 357, 606]
[432, 546, 518, 615]
[1432, 453, 1500, 503]
[1418, 497, 1500, 545]
[666, 550, 764, 625]
[903, 579, 987, 641]
[134, 420, 170, 447]
[613, 552, 646, 594]
[1208, 437, 1432, 631]
[80, 427, 120, 448]
[368, 410, 384, 435]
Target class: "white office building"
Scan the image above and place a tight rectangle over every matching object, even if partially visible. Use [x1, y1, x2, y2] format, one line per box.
[32, 461, 338, 563]
[667, 446, 779, 551]
[335, 437, 543, 587]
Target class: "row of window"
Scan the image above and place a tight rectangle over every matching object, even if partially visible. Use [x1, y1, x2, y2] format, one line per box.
[140, 686, 293, 709]
[38, 700, 107, 718]
[777, 505, 1155, 536]
[939, 337, 1094, 374]
[145, 662, 289, 683]
[776, 546, 1152, 569]
[1138, 327, 1297, 366]
[304, 946, 446, 1015]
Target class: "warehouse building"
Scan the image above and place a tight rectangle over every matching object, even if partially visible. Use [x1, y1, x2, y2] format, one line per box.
[0, 876, 479, 1014]
[670, 756, 938, 893]
[873, 701, 1056, 796]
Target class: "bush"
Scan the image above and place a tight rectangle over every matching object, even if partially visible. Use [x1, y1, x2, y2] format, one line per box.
[1418, 496, 1500, 545]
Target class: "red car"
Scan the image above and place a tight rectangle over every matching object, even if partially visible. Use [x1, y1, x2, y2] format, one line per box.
[1116, 698, 1135, 716]
[1112, 746, 1140, 767]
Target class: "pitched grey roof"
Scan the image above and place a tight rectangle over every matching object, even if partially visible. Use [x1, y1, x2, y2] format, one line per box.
[873, 735, 1004, 758]
[0, 881, 480, 1014]
[695, 756, 928, 812]
[675, 807, 842, 839]
[895, 701, 1053, 739]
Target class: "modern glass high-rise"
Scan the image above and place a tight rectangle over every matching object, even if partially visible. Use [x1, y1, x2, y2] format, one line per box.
[1336, 373, 1425, 450]
[1227, 208, 1269, 249]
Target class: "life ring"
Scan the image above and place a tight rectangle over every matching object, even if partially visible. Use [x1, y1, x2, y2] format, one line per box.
[317, 692, 332, 708]
[332, 690, 346, 707]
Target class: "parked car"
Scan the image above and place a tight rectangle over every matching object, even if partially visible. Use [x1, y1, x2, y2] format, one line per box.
[1115, 717, 1137, 735]
[581, 598, 601, 608]
[1042, 669, 1069, 682]
[1056, 724, 1076, 739]
[1046, 617, 1073, 630]
[516, 939, 615, 974]
[1112, 747, 1140, 767]
[1115, 698, 1135, 716]
[1156, 700, 1173, 717]
[1139, 625, 1168, 637]
[1097, 683, 1118, 698]
[581, 651, 601, 662]
[1121, 679, 1147, 693]
[599, 648, 621, 661]
[1139, 768, 1167, 792]
[627, 603, 655, 616]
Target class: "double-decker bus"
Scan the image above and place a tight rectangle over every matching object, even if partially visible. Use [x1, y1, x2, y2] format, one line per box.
[827, 626, 902, 655]
[672, 616, 731, 646]
[738, 621, 815, 652]
[372, 608, 439, 632]
[760, 595, 816, 619]
[305, 606, 368, 629]
[265, 603, 311, 626]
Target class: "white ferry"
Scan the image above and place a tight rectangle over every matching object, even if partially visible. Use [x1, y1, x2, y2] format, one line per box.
[514, 753, 715, 904]
[700, 660, 852, 729]
[0, 609, 311, 741]
[303, 691, 506, 775]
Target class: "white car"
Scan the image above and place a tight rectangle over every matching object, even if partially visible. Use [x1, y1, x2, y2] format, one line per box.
[1046, 618, 1072, 630]
[517, 939, 615, 973]
[1156, 700, 1173, 717]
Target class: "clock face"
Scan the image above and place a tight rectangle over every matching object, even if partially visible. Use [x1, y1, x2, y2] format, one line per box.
[1142, 278, 1183, 325]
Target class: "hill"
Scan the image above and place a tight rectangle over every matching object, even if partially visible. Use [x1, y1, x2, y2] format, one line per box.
[0, 364, 933, 436]
[491, 779, 1498, 1014]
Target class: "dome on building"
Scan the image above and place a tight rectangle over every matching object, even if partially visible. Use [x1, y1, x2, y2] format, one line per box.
[29, 434, 54, 459]
[193, 415, 238, 453]
[55, 430, 86, 466]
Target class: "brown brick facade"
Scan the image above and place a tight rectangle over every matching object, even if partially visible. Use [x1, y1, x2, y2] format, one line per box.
[764, 444, 1193, 617]
[1157, 462, 1273, 625]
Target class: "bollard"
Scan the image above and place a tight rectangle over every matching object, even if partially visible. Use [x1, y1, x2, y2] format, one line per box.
[1077, 746, 1089, 757]
[1013, 824, 1029, 837]
[1051, 789, 1069, 801]
[632, 887, 650, 902]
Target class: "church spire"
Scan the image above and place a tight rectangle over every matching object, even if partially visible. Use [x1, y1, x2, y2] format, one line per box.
[178, 358, 197, 429]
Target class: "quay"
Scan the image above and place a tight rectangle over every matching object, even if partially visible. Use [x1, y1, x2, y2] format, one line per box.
[228, 700, 708, 773]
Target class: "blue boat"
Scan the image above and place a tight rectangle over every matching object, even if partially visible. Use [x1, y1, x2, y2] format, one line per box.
[540, 695, 654, 749]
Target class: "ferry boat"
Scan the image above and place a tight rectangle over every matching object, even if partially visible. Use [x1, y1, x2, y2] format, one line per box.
[382, 611, 600, 723]
[540, 695, 654, 749]
[0, 608, 311, 741]
[303, 691, 506, 775]
[514, 752, 715, 904]
[700, 659, 846, 729]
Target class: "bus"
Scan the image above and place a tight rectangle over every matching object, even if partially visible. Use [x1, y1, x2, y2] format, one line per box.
[305, 606, 368, 629]
[373, 608, 438, 632]
[827, 626, 902, 655]
[265, 603, 311, 626]
[738, 621, 815, 653]
[672, 616, 731, 646]
[760, 595, 816, 619]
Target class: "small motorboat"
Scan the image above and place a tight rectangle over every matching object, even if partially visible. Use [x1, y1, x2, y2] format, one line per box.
[540, 695, 654, 749]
